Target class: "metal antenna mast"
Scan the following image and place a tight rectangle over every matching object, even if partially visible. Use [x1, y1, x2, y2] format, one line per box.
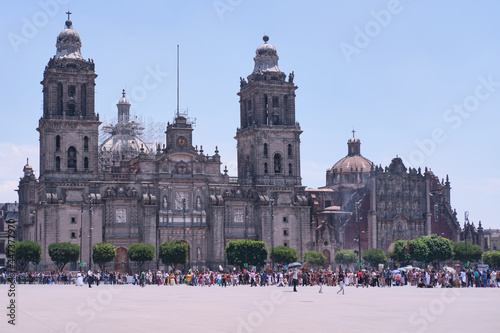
[177, 45, 179, 117]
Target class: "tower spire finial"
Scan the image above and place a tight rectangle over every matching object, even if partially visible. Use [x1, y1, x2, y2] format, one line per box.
[122, 89, 126, 98]
[65, 11, 72, 28]
[352, 129, 356, 138]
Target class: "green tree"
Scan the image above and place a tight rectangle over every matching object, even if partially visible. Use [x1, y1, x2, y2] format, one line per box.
[92, 242, 117, 271]
[270, 246, 298, 265]
[391, 240, 411, 266]
[452, 241, 482, 263]
[128, 243, 155, 271]
[334, 250, 358, 266]
[159, 240, 188, 269]
[14, 240, 42, 271]
[48, 242, 80, 271]
[420, 234, 453, 264]
[482, 250, 500, 269]
[225, 240, 268, 268]
[303, 251, 326, 267]
[409, 238, 429, 263]
[362, 248, 387, 267]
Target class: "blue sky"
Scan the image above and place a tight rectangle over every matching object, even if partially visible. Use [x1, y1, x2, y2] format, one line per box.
[1, 0, 499, 229]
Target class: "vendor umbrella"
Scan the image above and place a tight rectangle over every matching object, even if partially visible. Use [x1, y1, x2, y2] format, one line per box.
[288, 262, 302, 268]
[443, 266, 456, 274]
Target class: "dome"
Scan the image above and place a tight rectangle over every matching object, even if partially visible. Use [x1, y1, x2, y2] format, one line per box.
[332, 155, 372, 173]
[100, 134, 149, 158]
[326, 135, 373, 188]
[100, 90, 150, 163]
[331, 136, 372, 172]
[256, 42, 278, 57]
[55, 20, 83, 59]
[117, 89, 130, 105]
[253, 35, 280, 73]
[118, 97, 130, 104]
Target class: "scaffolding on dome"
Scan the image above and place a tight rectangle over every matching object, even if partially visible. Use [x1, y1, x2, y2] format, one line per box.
[98, 115, 165, 171]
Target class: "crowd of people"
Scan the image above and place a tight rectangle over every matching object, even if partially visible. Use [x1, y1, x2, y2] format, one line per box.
[2, 266, 499, 291]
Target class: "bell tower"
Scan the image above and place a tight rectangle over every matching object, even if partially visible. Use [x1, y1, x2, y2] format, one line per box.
[164, 114, 195, 153]
[235, 36, 302, 186]
[38, 14, 100, 181]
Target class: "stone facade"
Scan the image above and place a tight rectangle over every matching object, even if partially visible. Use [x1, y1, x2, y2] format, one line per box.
[308, 139, 462, 260]
[483, 228, 500, 251]
[18, 23, 312, 271]
[18, 19, 466, 272]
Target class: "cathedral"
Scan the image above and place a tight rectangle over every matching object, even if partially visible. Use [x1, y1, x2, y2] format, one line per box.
[17, 17, 462, 272]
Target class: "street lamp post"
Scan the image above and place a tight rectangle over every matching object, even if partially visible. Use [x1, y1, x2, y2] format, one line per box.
[356, 202, 362, 269]
[465, 211, 469, 268]
[88, 195, 93, 270]
[270, 199, 275, 270]
[182, 198, 186, 271]
[80, 202, 83, 272]
[182, 198, 186, 241]
[244, 207, 248, 269]
[156, 229, 160, 270]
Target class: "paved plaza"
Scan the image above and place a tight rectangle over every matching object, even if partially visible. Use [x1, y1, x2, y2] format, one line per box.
[1, 283, 498, 332]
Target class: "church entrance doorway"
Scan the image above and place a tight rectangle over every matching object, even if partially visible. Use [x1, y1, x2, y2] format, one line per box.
[114, 247, 129, 273]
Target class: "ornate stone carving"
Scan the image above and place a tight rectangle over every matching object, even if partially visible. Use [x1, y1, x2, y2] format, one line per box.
[233, 209, 244, 223]
[116, 208, 126, 223]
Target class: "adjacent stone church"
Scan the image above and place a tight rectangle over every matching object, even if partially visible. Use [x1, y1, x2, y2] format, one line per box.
[308, 137, 462, 265]
[17, 18, 461, 271]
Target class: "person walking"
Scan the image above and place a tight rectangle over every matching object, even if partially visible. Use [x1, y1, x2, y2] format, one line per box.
[87, 269, 93, 288]
[292, 269, 299, 292]
[140, 270, 146, 287]
[337, 275, 344, 295]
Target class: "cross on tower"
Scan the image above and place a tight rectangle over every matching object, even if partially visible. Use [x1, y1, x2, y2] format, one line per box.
[66, 11, 72, 20]
[352, 129, 356, 138]
[122, 89, 126, 98]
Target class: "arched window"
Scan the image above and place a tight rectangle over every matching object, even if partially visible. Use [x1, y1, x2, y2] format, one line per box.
[68, 85, 75, 97]
[67, 146, 77, 169]
[55, 156, 61, 171]
[81, 84, 87, 117]
[264, 163, 268, 174]
[57, 83, 63, 115]
[55, 135, 61, 151]
[272, 96, 279, 108]
[288, 163, 292, 176]
[273, 113, 279, 125]
[84, 136, 89, 152]
[287, 144, 292, 158]
[67, 103, 75, 116]
[274, 153, 282, 173]
[263, 143, 268, 158]
[245, 155, 250, 174]
[84, 157, 89, 170]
